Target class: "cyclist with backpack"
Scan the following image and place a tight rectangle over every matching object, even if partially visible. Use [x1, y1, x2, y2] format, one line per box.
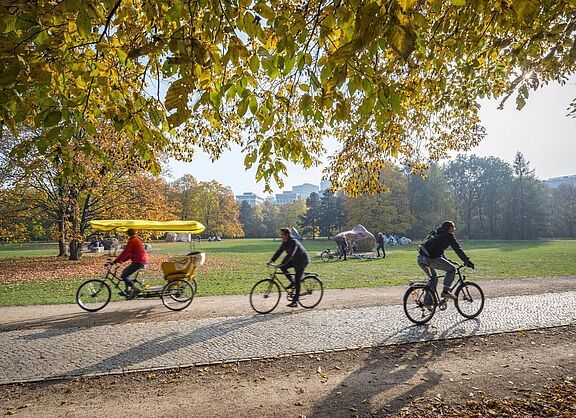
[268, 227, 310, 308]
[417, 221, 474, 303]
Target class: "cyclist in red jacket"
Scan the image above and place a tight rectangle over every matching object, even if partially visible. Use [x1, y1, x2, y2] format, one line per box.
[112, 229, 149, 298]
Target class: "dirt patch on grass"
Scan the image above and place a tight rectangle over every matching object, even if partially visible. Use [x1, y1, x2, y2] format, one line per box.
[0, 253, 239, 285]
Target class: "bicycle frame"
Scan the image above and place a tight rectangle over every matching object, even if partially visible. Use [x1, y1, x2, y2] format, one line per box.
[103, 263, 144, 293]
[412, 264, 469, 305]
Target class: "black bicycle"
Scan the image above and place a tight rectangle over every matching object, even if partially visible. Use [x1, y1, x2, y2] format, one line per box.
[320, 248, 342, 262]
[249, 265, 324, 314]
[403, 263, 485, 325]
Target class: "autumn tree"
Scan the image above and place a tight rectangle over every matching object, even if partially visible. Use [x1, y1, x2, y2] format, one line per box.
[2, 1, 574, 196]
[172, 177, 244, 237]
[239, 201, 264, 238]
[344, 163, 414, 235]
[278, 199, 307, 232]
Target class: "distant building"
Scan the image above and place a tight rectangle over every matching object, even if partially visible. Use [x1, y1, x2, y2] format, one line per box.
[293, 183, 319, 198]
[543, 175, 576, 188]
[275, 191, 302, 205]
[235, 192, 264, 206]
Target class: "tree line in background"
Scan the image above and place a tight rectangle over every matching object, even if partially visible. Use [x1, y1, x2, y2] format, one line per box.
[241, 151, 576, 241]
[2, 146, 576, 259]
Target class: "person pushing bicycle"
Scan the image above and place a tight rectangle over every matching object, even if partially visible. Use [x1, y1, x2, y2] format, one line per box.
[417, 221, 474, 304]
[268, 227, 310, 308]
[109, 228, 148, 298]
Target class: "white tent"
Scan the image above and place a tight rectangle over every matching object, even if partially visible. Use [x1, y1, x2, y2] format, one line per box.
[335, 225, 376, 252]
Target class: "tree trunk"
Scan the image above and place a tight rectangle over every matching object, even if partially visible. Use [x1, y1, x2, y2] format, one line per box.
[57, 219, 68, 257]
[69, 239, 82, 260]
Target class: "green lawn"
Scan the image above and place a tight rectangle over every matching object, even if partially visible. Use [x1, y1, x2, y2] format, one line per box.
[1, 238, 575, 307]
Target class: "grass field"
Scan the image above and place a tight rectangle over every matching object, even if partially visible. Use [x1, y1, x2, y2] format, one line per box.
[0, 238, 575, 307]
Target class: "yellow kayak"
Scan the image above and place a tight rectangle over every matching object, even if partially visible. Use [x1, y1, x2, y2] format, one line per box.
[89, 219, 205, 234]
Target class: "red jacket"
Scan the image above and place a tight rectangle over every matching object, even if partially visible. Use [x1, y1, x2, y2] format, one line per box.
[114, 236, 149, 264]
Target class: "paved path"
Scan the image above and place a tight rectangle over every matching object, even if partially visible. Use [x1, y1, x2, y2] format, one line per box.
[1, 290, 575, 385]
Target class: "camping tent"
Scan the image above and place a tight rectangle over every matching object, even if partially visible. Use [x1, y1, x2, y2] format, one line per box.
[335, 225, 376, 253]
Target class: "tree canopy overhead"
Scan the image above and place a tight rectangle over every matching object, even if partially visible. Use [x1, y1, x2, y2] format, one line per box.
[1, 0, 575, 194]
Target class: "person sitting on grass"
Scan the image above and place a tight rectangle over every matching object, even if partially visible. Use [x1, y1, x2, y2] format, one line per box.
[268, 227, 310, 308]
[111, 229, 148, 299]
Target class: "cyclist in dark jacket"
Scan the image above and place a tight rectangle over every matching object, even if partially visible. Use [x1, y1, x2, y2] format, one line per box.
[269, 227, 310, 307]
[417, 221, 474, 303]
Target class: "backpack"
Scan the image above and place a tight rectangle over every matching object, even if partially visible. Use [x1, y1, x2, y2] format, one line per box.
[418, 231, 437, 257]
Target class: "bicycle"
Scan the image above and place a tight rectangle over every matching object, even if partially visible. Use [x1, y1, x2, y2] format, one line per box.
[320, 248, 342, 262]
[403, 263, 484, 325]
[249, 265, 324, 314]
[76, 258, 196, 312]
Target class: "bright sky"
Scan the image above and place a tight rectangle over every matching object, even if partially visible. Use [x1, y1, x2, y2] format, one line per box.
[166, 81, 576, 196]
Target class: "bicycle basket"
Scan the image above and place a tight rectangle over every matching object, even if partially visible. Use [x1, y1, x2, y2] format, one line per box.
[161, 252, 205, 280]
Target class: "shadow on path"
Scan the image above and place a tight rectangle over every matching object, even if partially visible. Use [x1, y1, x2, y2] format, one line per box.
[48, 312, 280, 380]
[310, 318, 481, 417]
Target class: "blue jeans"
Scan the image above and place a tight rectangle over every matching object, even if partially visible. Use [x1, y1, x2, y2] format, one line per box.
[120, 263, 146, 289]
[417, 255, 456, 303]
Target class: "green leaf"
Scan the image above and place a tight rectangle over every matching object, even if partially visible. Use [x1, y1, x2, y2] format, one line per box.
[76, 12, 92, 40]
[512, 0, 540, 27]
[249, 96, 258, 115]
[238, 98, 248, 117]
[166, 3, 183, 23]
[2, 16, 17, 33]
[85, 123, 97, 135]
[44, 110, 62, 127]
[244, 151, 257, 168]
[249, 56, 260, 73]
[450, 0, 466, 6]
[516, 95, 526, 110]
[254, 2, 276, 20]
[388, 24, 416, 60]
[116, 49, 128, 65]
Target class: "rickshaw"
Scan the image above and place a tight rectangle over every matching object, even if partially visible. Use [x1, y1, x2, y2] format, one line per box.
[76, 219, 205, 312]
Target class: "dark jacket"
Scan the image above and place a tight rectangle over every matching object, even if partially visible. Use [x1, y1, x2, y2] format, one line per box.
[271, 236, 310, 266]
[420, 226, 469, 262]
[376, 233, 385, 245]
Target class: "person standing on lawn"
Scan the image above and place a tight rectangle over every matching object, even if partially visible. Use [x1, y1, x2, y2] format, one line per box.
[376, 232, 386, 258]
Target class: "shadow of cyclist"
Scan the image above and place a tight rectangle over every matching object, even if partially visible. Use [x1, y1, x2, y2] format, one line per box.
[309, 318, 481, 417]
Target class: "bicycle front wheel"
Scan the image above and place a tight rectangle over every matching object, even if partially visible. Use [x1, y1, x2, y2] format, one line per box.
[162, 279, 194, 311]
[250, 278, 281, 314]
[320, 251, 331, 262]
[455, 282, 485, 319]
[298, 275, 324, 309]
[403, 285, 436, 325]
[77, 279, 111, 312]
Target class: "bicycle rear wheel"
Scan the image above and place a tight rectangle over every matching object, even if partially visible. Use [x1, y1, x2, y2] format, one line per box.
[403, 285, 436, 325]
[77, 279, 111, 312]
[455, 282, 485, 319]
[320, 251, 331, 262]
[250, 278, 280, 314]
[298, 275, 324, 309]
[162, 279, 194, 311]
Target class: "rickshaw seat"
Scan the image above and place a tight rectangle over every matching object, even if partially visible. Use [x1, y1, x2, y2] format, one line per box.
[161, 251, 205, 281]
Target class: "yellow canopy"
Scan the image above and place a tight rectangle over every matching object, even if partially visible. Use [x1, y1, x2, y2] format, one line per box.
[89, 220, 205, 234]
